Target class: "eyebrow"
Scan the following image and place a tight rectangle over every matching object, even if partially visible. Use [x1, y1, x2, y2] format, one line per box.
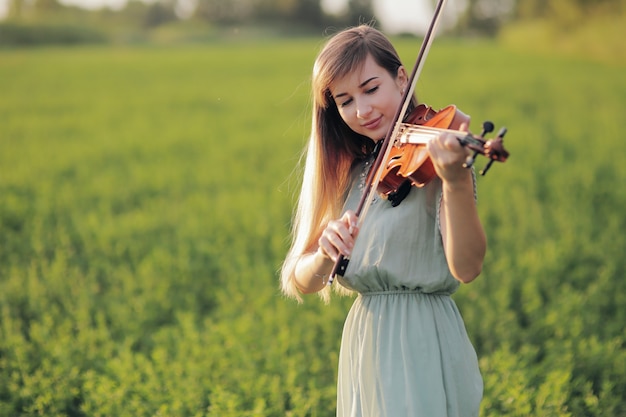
[333, 76, 379, 99]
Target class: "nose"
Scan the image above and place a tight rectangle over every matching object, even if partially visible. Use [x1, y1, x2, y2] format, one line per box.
[356, 100, 372, 119]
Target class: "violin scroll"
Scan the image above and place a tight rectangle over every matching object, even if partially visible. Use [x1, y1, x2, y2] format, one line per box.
[461, 123, 509, 176]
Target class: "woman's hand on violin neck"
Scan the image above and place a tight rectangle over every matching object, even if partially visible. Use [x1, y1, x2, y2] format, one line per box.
[427, 130, 472, 185]
[318, 210, 359, 262]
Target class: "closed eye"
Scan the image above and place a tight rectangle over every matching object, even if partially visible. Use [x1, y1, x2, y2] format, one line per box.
[338, 86, 377, 107]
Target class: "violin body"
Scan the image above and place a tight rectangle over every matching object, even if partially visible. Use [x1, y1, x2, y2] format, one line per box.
[378, 104, 471, 195]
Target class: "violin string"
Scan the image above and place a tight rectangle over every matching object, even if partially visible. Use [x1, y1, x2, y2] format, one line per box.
[399, 125, 468, 144]
[402, 124, 466, 136]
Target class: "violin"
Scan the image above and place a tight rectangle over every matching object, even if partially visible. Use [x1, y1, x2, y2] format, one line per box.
[378, 103, 509, 196]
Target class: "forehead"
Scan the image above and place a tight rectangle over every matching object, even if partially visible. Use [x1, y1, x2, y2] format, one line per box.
[329, 55, 388, 95]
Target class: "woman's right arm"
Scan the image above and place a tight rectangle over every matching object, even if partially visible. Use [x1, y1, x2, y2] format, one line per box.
[293, 210, 359, 294]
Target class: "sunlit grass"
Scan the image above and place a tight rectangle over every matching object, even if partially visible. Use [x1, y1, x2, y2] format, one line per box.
[0, 37, 624, 415]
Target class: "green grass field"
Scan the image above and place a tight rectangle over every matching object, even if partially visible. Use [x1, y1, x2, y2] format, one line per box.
[1, 37, 625, 416]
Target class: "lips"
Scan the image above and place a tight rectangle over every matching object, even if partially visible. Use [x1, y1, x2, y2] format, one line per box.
[362, 116, 382, 130]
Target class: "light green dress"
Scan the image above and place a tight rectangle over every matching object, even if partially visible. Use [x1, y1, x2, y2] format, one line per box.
[336, 158, 483, 417]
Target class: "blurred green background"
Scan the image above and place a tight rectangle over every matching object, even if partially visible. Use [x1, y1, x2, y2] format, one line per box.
[1, 0, 625, 416]
[0, 0, 624, 59]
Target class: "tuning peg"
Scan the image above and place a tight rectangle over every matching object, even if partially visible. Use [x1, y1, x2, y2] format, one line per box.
[481, 121, 494, 136]
[479, 159, 495, 176]
[464, 121, 494, 168]
[480, 127, 508, 175]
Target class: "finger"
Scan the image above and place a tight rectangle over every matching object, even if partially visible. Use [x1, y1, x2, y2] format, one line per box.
[342, 210, 359, 235]
[322, 233, 351, 259]
[431, 133, 458, 154]
[443, 132, 470, 156]
[318, 235, 340, 261]
[333, 223, 355, 254]
[447, 132, 465, 149]
[429, 134, 468, 171]
[321, 221, 354, 258]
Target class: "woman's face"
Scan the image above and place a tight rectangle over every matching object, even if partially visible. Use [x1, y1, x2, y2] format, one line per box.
[329, 54, 408, 142]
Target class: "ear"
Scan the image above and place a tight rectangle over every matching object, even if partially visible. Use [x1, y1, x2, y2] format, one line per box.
[396, 66, 409, 91]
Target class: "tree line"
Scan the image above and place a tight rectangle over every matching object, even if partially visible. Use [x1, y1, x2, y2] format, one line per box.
[3, 0, 625, 37]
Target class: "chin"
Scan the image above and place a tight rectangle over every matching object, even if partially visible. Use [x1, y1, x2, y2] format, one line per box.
[363, 130, 384, 142]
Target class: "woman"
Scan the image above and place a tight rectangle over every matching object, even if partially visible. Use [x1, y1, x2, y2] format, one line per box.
[281, 25, 485, 416]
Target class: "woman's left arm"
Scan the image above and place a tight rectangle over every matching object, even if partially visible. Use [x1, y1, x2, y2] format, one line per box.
[428, 131, 487, 283]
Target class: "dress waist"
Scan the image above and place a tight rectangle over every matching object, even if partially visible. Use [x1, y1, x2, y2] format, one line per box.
[359, 289, 451, 297]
